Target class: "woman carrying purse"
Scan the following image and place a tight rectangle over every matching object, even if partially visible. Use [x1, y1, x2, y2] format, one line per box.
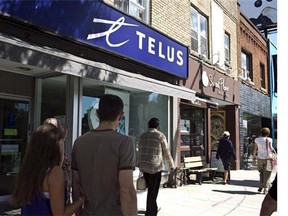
[253, 127, 276, 194]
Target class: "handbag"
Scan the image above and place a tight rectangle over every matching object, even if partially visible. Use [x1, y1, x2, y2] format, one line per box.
[136, 172, 147, 190]
[266, 138, 277, 172]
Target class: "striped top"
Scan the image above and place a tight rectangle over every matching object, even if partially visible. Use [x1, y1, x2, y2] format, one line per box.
[138, 128, 174, 174]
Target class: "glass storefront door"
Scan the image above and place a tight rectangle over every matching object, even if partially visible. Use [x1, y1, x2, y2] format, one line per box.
[0, 98, 29, 200]
[180, 105, 206, 162]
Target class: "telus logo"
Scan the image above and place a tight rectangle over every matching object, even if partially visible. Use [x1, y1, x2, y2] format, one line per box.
[87, 17, 184, 66]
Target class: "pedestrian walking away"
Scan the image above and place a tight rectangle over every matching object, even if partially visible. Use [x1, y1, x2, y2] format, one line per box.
[253, 127, 276, 194]
[138, 117, 175, 216]
[71, 94, 137, 215]
[216, 131, 237, 185]
[11, 123, 86, 216]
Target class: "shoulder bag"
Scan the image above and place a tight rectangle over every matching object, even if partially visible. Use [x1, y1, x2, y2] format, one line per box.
[266, 138, 277, 172]
[136, 171, 147, 190]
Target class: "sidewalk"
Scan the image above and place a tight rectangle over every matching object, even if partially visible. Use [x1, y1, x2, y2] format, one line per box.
[0, 170, 277, 216]
[137, 169, 277, 216]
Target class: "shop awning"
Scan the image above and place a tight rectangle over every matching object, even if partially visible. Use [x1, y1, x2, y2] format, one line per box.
[0, 33, 196, 103]
[195, 97, 219, 107]
[119, 74, 196, 102]
[82, 64, 196, 102]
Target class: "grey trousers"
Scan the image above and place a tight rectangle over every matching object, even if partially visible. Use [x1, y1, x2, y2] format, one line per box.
[257, 158, 272, 188]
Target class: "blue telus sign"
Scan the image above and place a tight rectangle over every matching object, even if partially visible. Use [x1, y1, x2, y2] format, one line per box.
[0, 0, 188, 78]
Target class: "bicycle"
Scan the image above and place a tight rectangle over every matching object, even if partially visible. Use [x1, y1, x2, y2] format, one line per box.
[241, 152, 249, 170]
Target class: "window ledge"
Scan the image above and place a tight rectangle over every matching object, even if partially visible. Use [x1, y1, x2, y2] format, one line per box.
[260, 87, 267, 93]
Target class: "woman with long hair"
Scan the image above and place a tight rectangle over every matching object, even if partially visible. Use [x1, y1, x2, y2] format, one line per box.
[11, 123, 86, 215]
[43, 117, 71, 204]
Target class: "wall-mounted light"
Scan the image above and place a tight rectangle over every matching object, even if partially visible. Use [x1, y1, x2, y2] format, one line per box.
[199, 53, 208, 62]
[200, 51, 220, 65]
[225, 65, 233, 74]
[211, 51, 220, 66]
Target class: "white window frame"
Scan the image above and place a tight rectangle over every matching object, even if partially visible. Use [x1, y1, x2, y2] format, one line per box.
[224, 33, 230, 63]
[191, 7, 208, 57]
[114, 0, 149, 23]
[241, 51, 252, 81]
[260, 62, 265, 88]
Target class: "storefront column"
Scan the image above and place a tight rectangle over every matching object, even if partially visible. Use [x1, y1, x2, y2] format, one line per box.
[207, 108, 212, 163]
[226, 105, 240, 170]
[66, 76, 81, 159]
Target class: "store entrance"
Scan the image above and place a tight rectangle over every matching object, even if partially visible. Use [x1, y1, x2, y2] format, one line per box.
[0, 98, 29, 201]
[179, 104, 206, 163]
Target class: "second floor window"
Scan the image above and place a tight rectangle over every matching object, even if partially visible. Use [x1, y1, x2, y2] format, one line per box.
[224, 33, 230, 63]
[191, 7, 208, 57]
[260, 63, 265, 88]
[114, 0, 148, 23]
[241, 50, 252, 81]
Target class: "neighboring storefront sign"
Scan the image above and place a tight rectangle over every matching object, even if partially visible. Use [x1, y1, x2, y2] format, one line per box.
[187, 59, 240, 104]
[0, 0, 188, 78]
[202, 70, 229, 98]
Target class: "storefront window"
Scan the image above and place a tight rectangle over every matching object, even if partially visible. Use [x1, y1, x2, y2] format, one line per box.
[81, 78, 169, 166]
[40, 75, 67, 125]
[180, 105, 205, 162]
[0, 98, 29, 197]
[129, 92, 168, 164]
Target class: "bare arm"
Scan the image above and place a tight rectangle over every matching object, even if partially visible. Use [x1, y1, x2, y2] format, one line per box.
[161, 137, 175, 169]
[119, 169, 137, 216]
[252, 142, 258, 164]
[49, 166, 85, 216]
[72, 169, 83, 216]
[268, 140, 275, 152]
[260, 193, 277, 216]
[253, 143, 258, 158]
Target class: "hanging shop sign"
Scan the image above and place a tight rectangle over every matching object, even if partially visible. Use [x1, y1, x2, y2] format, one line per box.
[0, 0, 188, 78]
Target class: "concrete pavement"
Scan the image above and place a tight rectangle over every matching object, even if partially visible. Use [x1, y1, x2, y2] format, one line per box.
[0, 170, 277, 216]
[137, 170, 277, 216]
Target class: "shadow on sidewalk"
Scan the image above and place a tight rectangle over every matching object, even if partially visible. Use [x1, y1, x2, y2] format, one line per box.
[229, 179, 259, 187]
[212, 189, 259, 195]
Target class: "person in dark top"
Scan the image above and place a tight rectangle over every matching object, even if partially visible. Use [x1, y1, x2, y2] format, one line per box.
[216, 131, 236, 184]
[260, 174, 277, 216]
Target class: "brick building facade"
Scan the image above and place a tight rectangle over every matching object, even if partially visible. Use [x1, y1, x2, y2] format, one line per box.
[238, 12, 271, 166]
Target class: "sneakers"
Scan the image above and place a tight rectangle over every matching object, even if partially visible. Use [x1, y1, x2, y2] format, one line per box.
[263, 189, 268, 194]
[258, 187, 263, 192]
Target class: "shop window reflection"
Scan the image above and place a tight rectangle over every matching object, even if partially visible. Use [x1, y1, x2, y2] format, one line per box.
[180, 107, 205, 162]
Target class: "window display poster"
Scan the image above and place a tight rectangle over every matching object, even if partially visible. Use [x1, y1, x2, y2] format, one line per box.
[1, 144, 19, 156]
[84, 97, 100, 130]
